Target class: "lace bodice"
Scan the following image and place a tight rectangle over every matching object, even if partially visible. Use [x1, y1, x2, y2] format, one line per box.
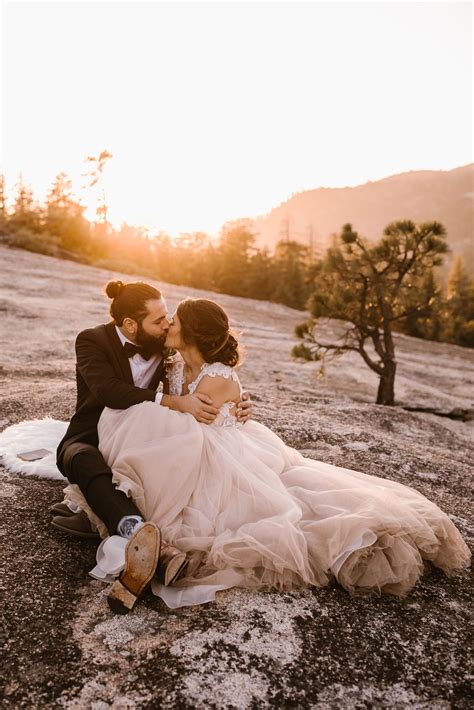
[166, 355, 243, 428]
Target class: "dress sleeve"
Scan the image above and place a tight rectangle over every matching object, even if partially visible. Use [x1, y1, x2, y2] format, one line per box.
[166, 355, 185, 396]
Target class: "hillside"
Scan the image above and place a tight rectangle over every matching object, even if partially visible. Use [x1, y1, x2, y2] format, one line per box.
[0, 245, 472, 708]
[251, 164, 474, 274]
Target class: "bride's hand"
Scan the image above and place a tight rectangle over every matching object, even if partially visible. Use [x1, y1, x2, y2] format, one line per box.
[176, 393, 220, 424]
[236, 391, 252, 423]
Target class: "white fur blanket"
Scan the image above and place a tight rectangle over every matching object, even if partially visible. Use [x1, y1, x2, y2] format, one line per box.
[0, 418, 68, 480]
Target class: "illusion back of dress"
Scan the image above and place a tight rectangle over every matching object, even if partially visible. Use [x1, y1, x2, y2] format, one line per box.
[167, 356, 243, 428]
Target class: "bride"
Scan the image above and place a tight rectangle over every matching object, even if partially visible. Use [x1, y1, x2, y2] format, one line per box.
[65, 297, 470, 603]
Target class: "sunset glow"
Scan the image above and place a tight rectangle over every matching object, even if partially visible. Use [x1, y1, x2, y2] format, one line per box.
[2, 1, 472, 236]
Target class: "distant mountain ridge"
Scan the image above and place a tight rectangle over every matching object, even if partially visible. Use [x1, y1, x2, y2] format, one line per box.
[251, 164, 473, 273]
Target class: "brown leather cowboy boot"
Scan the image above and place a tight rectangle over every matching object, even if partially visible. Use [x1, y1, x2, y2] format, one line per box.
[156, 544, 187, 586]
[107, 522, 161, 614]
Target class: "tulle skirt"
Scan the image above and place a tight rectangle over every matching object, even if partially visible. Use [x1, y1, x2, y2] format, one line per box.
[65, 402, 471, 598]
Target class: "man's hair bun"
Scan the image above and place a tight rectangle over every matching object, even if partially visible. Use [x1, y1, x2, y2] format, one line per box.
[103, 280, 162, 325]
[105, 280, 125, 299]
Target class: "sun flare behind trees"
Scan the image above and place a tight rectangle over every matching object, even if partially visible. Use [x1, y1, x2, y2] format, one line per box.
[0, 172, 316, 310]
[0, 172, 472, 368]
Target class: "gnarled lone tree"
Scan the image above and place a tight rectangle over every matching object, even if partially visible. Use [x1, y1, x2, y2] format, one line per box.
[293, 220, 448, 405]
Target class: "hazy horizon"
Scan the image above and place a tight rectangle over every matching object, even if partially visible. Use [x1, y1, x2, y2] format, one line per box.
[2, 1, 472, 236]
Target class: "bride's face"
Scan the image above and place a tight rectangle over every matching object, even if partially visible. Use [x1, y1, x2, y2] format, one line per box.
[165, 311, 183, 349]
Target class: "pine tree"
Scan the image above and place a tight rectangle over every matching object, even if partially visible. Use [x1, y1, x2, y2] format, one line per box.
[214, 220, 256, 296]
[45, 172, 90, 252]
[446, 257, 474, 347]
[397, 270, 444, 341]
[83, 150, 113, 231]
[294, 220, 448, 405]
[9, 176, 42, 233]
[248, 247, 276, 300]
[0, 174, 6, 230]
[271, 240, 310, 309]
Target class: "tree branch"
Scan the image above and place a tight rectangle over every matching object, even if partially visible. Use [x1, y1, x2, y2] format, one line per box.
[356, 342, 384, 375]
[307, 329, 384, 376]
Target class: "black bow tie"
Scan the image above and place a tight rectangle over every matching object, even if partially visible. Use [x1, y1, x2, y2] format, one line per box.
[123, 342, 156, 361]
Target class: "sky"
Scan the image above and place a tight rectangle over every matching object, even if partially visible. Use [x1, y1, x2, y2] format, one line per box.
[1, 1, 472, 236]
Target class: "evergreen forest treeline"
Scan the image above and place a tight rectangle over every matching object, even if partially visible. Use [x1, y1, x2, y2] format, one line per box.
[1, 172, 473, 348]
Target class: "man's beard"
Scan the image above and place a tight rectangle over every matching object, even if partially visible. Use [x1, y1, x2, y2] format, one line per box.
[135, 322, 166, 355]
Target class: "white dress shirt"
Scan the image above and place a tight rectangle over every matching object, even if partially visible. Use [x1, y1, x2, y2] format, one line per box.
[115, 326, 163, 405]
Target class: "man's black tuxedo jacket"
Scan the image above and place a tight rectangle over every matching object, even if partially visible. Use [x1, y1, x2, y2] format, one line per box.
[57, 322, 167, 469]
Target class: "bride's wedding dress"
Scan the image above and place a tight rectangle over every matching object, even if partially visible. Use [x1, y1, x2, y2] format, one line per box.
[65, 356, 470, 602]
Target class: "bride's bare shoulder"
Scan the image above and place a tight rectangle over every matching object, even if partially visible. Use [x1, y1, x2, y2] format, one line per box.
[193, 364, 241, 406]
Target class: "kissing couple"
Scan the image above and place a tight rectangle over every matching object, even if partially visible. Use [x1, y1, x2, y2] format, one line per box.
[52, 279, 470, 613]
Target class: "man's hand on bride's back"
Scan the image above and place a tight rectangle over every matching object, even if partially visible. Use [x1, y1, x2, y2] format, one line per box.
[180, 393, 220, 423]
[163, 392, 219, 424]
[236, 391, 252, 423]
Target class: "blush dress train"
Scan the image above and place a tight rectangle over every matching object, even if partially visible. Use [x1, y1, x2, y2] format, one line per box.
[64, 356, 470, 603]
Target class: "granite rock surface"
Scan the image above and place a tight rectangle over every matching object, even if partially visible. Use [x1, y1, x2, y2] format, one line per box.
[0, 245, 472, 708]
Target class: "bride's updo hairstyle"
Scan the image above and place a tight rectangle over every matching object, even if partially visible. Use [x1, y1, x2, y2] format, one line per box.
[177, 298, 240, 367]
[105, 280, 162, 325]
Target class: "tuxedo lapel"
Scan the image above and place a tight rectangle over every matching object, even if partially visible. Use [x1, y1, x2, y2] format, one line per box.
[149, 347, 173, 390]
[149, 357, 166, 391]
[105, 322, 134, 385]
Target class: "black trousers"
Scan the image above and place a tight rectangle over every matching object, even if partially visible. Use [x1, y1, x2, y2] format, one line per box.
[58, 437, 142, 536]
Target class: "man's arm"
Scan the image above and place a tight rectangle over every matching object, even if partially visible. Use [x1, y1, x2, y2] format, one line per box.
[193, 375, 240, 410]
[160, 370, 252, 424]
[76, 330, 157, 409]
[161, 393, 219, 424]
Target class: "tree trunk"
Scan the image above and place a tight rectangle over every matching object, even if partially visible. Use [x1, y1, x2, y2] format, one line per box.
[376, 361, 396, 405]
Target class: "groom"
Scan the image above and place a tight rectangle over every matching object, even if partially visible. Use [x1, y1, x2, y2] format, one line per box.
[55, 279, 251, 613]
